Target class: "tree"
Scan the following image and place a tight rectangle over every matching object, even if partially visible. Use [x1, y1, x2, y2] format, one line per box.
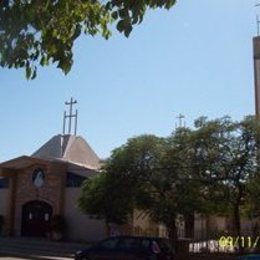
[78, 134, 168, 235]
[79, 133, 203, 248]
[78, 172, 134, 233]
[189, 116, 237, 215]
[78, 116, 260, 253]
[242, 117, 260, 239]
[0, 0, 176, 79]
[136, 127, 205, 247]
[190, 116, 260, 252]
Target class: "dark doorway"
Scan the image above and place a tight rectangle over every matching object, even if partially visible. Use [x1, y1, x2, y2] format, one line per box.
[21, 200, 53, 237]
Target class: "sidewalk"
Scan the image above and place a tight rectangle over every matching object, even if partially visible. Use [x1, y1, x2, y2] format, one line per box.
[0, 237, 89, 260]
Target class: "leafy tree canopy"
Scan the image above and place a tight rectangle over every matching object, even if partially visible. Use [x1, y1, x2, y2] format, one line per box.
[190, 116, 260, 249]
[78, 116, 260, 249]
[78, 134, 167, 224]
[0, 0, 176, 79]
[78, 172, 133, 225]
[78, 134, 165, 218]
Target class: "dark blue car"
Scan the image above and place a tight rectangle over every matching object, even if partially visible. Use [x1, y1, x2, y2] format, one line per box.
[238, 255, 260, 260]
[75, 235, 174, 260]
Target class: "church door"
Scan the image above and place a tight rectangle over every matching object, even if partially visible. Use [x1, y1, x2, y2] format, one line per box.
[21, 200, 53, 237]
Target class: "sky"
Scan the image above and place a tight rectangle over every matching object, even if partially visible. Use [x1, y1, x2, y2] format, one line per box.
[0, 0, 257, 162]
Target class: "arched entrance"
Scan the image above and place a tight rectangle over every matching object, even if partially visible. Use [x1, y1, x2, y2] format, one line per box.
[21, 200, 53, 237]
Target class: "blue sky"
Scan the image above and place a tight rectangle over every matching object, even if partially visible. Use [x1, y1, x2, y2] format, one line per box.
[0, 0, 256, 161]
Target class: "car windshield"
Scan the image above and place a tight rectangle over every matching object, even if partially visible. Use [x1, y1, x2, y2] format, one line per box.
[117, 238, 140, 249]
[98, 238, 119, 249]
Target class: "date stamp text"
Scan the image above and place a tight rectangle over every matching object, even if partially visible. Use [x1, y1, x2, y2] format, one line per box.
[218, 236, 260, 250]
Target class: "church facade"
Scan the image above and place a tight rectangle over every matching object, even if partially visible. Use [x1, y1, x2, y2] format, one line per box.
[0, 133, 246, 244]
[0, 134, 106, 242]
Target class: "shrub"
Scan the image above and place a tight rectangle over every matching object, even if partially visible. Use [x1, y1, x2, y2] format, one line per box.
[50, 215, 66, 233]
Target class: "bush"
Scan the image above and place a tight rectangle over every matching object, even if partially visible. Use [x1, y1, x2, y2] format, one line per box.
[50, 215, 66, 233]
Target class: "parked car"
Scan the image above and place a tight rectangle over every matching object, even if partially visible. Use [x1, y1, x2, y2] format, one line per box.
[75, 235, 175, 260]
[238, 255, 260, 260]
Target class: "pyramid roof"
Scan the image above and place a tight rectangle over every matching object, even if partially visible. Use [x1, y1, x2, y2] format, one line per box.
[32, 134, 100, 169]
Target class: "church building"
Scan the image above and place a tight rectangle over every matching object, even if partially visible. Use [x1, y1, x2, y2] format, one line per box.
[0, 99, 106, 241]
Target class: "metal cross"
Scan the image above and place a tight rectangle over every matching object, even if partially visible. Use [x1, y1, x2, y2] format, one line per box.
[255, 3, 260, 36]
[63, 97, 78, 135]
[257, 14, 260, 36]
[176, 113, 185, 128]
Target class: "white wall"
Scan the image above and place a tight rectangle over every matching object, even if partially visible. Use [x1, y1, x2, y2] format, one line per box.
[64, 188, 106, 242]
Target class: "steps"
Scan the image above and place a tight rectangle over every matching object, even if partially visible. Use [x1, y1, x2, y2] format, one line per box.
[0, 237, 89, 260]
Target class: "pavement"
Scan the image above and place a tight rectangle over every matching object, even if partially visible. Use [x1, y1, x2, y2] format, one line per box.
[0, 237, 88, 260]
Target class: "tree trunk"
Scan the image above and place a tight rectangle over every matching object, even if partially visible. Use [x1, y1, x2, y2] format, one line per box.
[185, 214, 194, 238]
[234, 202, 243, 254]
[233, 183, 245, 254]
[167, 221, 178, 253]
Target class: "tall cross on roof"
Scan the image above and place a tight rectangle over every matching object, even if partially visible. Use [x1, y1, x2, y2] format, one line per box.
[257, 14, 260, 36]
[176, 113, 185, 128]
[63, 97, 78, 135]
[255, 3, 260, 36]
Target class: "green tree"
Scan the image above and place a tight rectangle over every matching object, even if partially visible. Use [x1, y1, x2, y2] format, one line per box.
[78, 134, 167, 235]
[190, 116, 236, 215]
[136, 127, 204, 247]
[80, 133, 203, 248]
[0, 0, 176, 79]
[242, 117, 260, 239]
[78, 172, 134, 233]
[247, 174, 260, 220]
[78, 116, 260, 252]
[191, 116, 260, 252]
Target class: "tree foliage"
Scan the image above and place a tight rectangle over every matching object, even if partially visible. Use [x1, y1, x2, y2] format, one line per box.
[78, 116, 260, 251]
[78, 135, 168, 229]
[135, 129, 205, 244]
[78, 172, 133, 225]
[78, 134, 203, 246]
[190, 116, 260, 252]
[0, 0, 176, 79]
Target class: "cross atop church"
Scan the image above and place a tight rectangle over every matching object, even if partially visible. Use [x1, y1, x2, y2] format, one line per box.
[176, 113, 185, 128]
[63, 97, 78, 135]
[255, 3, 260, 36]
[256, 14, 260, 36]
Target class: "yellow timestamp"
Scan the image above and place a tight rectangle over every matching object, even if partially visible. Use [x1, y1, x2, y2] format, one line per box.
[218, 236, 260, 249]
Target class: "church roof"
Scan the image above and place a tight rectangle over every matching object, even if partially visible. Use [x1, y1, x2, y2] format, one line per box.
[32, 134, 100, 169]
[0, 156, 52, 170]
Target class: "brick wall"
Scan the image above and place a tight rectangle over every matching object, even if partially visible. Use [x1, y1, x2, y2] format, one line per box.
[13, 162, 66, 236]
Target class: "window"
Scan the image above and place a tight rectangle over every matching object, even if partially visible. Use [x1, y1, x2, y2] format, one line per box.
[117, 238, 140, 250]
[140, 239, 151, 249]
[66, 172, 86, 187]
[99, 238, 119, 249]
[0, 177, 9, 189]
